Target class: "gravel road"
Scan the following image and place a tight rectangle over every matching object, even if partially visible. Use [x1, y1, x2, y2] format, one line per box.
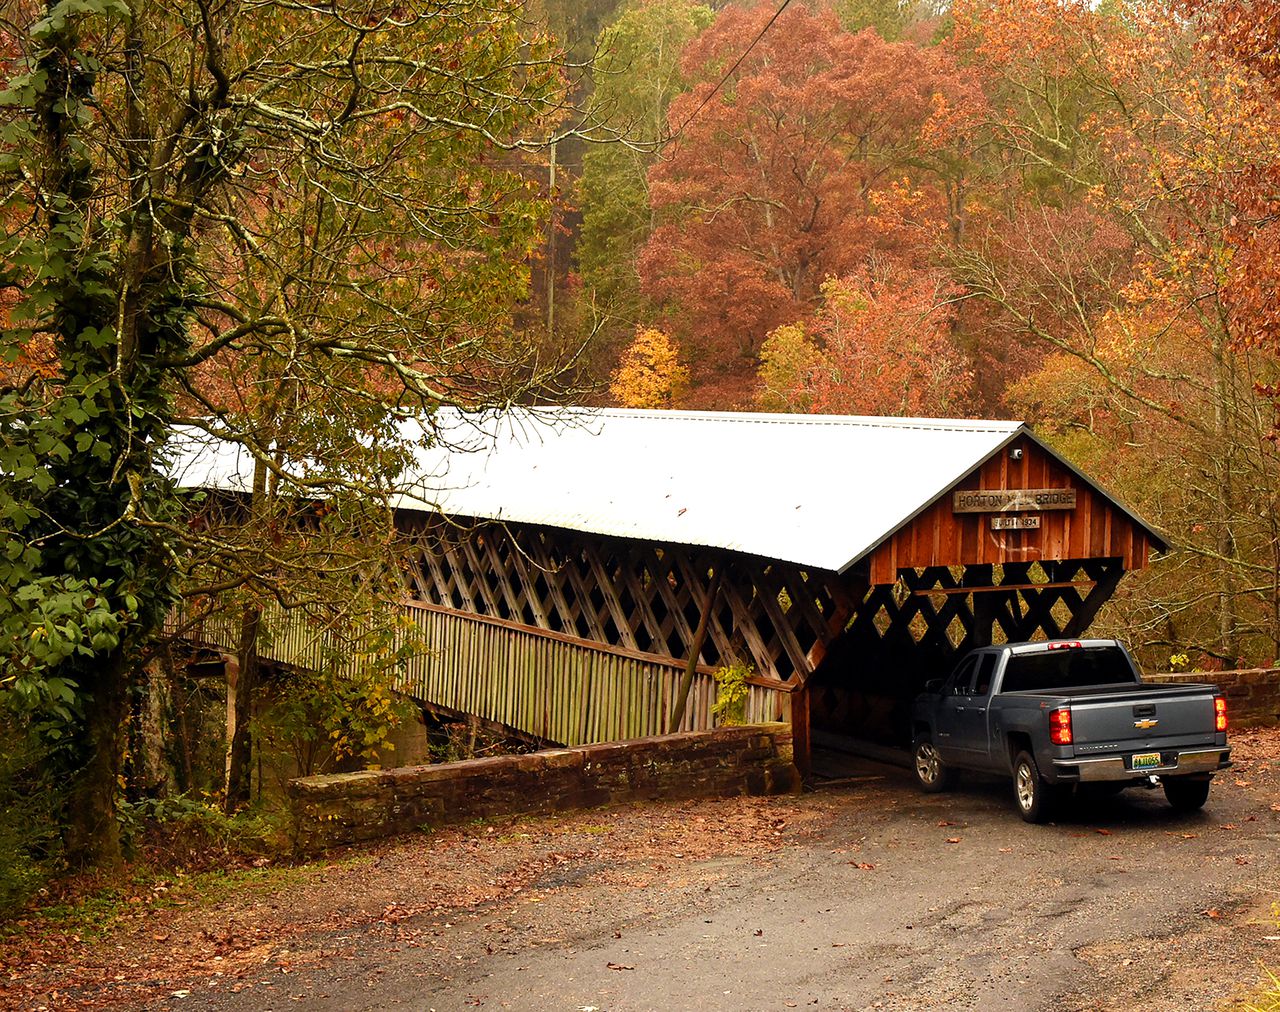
[198, 740, 1279, 1012]
[11, 731, 1279, 1012]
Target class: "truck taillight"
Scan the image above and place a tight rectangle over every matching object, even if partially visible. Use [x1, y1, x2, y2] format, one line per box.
[1049, 707, 1073, 745]
[1214, 696, 1228, 733]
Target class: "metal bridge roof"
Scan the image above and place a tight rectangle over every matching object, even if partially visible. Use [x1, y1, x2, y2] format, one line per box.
[168, 407, 1157, 574]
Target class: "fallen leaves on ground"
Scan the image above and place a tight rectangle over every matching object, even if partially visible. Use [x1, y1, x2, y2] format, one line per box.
[0, 794, 829, 1011]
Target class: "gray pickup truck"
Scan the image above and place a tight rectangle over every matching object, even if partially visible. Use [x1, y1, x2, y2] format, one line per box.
[911, 640, 1231, 822]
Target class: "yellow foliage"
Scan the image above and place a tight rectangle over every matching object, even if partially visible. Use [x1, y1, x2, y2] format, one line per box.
[756, 323, 822, 412]
[610, 328, 690, 408]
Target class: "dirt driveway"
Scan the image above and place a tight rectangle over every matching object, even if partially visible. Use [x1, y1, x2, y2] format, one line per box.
[6, 729, 1280, 1012]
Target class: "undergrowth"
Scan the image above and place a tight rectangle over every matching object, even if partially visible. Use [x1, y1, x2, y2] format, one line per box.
[1243, 972, 1280, 1012]
[2, 856, 334, 944]
[0, 793, 292, 943]
[1239, 905, 1280, 1011]
[0, 719, 63, 915]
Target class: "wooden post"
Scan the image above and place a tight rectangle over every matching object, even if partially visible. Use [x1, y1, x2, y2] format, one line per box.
[968, 564, 995, 648]
[668, 568, 722, 734]
[789, 682, 811, 777]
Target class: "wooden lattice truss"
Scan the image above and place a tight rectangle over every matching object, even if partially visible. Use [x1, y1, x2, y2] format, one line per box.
[844, 559, 1127, 665]
[403, 518, 860, 687]
[402, 516, 1127, 690]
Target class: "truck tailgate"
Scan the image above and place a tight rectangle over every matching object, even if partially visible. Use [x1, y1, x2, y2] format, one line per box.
[1070, 689, 1218, 755]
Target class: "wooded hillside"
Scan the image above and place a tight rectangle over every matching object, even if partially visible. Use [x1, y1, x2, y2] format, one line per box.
[537, 0, 1280, 673]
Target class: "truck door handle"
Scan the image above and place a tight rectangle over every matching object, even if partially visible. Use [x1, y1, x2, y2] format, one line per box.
[975, 707, 987, 714]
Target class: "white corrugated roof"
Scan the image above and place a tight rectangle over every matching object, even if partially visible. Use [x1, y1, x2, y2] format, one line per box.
[397, 408, 1024, 572]
[169, 407, 1032, 572]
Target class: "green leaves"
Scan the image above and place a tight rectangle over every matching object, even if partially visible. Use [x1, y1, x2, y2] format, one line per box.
[0, 572, 120, 731]
[29, 0, 130, 41]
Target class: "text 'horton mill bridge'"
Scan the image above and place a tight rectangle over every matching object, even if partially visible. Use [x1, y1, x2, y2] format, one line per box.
[173, 408, 1167, 771]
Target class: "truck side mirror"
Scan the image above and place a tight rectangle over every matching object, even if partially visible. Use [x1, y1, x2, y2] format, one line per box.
[924, 679, 942, 693]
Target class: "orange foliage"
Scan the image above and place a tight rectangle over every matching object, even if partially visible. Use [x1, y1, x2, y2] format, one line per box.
[639, 4, 984, 376]
[1180, 0, 1280, 362]
[757, 267, 972, 418]
[609, 327, 690, 409]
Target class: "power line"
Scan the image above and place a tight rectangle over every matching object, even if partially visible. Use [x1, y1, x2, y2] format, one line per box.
[666, 0, 795, 146]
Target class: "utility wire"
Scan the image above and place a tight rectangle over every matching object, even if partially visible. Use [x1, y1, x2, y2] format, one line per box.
[665, 0, 795, 146]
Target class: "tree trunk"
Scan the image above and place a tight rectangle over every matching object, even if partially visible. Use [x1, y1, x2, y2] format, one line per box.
[1210, 332, 1242, 661]
[224, 455, 269, 812]
[223, 613, 260, 811]
[63, 651, 130, 868]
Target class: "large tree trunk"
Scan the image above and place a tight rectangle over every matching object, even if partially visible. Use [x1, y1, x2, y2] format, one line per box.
[1211, 332, 1242, 661]
[224, 454, 270, 813]
[63, 652, 130, 868]
[224, 611, 261, 811]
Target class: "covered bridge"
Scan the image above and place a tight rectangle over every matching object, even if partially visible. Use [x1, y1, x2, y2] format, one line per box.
[175, 408, 1167, 771]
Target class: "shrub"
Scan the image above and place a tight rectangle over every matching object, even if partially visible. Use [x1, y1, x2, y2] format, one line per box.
[0, 718, 63, 914]
[711, 661, 752, 727]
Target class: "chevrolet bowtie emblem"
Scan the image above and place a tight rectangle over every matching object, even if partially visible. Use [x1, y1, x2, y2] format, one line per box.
[1134, 718, 1159, 730]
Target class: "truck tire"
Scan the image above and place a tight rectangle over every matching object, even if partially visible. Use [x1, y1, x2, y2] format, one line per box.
[1163, 777, 1211, 812]
[913, 736, 958, 793]
[1013, 750, 1063, 823]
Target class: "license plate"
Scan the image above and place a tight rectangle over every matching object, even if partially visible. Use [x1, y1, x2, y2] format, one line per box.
[1131, 751, 1163, 770]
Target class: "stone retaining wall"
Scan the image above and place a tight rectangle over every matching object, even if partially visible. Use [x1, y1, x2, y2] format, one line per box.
[287, 722, 801, 854]
[1145, 667, 1280, 727]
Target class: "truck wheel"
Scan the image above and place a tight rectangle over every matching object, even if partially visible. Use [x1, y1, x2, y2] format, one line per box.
[1163, 777, 1211, 812]
[913, 737, 958, 793]
[1013, 750, 1062, 823]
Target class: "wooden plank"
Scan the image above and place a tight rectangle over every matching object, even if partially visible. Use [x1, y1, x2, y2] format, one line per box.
[460, 538, 502, 616]
[560, 548, 610, 642]
[525, 533, 579, 636]
[912, 579, 1097, 597]
[479, 533, 523, 623]
[620, 546, 672, 658]
[718, 576, 782, 679]
[505, 537, 553, 629]
[1062, 559, 1125, 637]
[399, 598, 707, 673]
[420, 548, 454, 604]
[649, 551, 700, 653]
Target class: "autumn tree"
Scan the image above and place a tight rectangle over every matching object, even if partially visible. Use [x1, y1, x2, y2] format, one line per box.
[610, 327, 689, 408]
[1179, 0, 1280, 381]
[0, 0, 582, 864]
[757, 267, 972, 417]
[950, 0, 1280, 664]
[577, 0, 712, 352]
[757, 325, 822, 413]
[639, 4, 983, 381]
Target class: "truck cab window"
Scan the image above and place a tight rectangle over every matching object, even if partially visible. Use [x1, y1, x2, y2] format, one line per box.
[945, 657, 978, 695]
[973, 653, 997, 695]
[1000, 647, 1136, 693]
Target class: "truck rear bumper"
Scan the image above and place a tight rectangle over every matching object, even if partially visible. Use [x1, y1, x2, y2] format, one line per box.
[1051, 747, 1231, 782]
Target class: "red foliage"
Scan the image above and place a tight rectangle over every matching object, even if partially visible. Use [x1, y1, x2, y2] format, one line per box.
[1180, 0, 1280, 360]
[638, 4, 984, 376]
[805, 268, 973, 417]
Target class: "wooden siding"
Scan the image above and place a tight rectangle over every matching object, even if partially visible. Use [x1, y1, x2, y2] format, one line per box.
[867, 434, 1154, 585]
[398, 602, 790, 745]
[173, 599, 792, 747]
